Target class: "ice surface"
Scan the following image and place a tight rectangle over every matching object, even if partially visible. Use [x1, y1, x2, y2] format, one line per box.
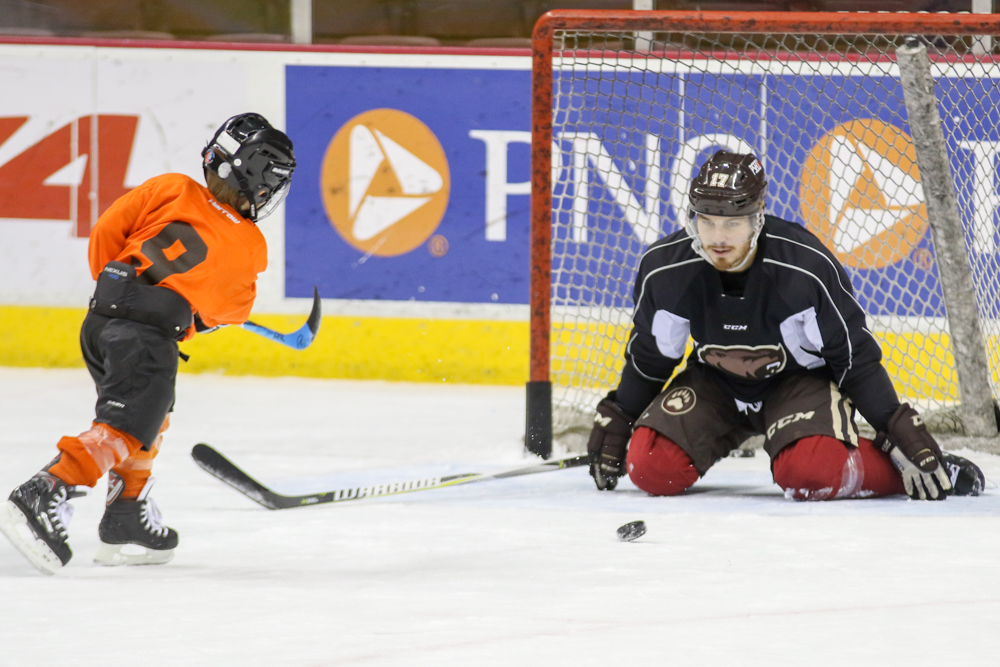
[2, 367, 1000, 666]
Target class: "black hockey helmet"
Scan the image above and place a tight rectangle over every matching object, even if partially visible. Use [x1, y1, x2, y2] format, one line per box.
[202, 113, 296, 222]
[689, 151, 767, 217]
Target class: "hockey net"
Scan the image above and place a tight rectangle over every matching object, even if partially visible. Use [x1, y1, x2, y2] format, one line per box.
[528, 11, 1000, 455]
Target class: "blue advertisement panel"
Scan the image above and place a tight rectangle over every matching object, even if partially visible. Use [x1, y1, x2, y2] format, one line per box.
[549, 67, 1000, 319]
[285, 65, 532, 304]
[286, 61, 1000, 316]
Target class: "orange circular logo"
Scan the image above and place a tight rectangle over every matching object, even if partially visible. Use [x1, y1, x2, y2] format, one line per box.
[321, 109, 450, 257]
[800, 119, 928, 269]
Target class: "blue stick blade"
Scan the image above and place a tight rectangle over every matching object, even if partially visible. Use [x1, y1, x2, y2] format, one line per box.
[240, 286, 322, 351]
[241, 320, 315, 350]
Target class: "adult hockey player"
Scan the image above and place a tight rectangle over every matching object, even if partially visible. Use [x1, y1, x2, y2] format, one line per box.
[0, 113, 295, 574]
[587, 150, 985, 501]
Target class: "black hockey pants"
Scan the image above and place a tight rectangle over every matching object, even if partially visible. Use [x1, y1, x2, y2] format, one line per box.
[80, 313, 179, 449]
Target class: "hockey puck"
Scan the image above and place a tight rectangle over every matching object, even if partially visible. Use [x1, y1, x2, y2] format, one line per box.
[617, 520, 646, 542]
[728, 447, 756, 458]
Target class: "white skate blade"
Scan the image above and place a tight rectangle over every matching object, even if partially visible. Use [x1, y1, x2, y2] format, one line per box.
[94, 542, 175, 566]
[0, 501, 64, 575]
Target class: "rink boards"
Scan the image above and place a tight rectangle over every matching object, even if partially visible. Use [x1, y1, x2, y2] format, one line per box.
[0, 43, 533, 383]
[0, 41, 998, 397]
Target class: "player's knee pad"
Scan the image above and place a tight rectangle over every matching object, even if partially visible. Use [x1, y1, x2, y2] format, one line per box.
[854, 436, 906, 497]
[626, 426, 699, 496]
[773, 434, 863, 501]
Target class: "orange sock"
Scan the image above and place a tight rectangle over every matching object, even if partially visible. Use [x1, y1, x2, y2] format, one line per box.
[48, 423, 144, 488]
[110, 415, 168, 500]
[110, 446, 158, 499]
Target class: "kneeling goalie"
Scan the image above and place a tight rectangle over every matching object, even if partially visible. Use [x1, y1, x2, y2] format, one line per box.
[587, 151, 986, 501]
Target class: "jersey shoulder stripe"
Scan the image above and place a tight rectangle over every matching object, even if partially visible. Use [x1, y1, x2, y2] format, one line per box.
[763, 219, 849, 285]
[639, 228, 699, 268]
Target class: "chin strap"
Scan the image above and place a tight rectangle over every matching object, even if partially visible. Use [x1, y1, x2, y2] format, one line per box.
[725, 228, 761, 272]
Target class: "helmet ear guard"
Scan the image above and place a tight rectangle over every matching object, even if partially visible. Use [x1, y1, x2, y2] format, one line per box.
[202, 113, 296, 222]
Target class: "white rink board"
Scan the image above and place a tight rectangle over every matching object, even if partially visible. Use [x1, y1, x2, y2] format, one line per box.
[0, 44, 530, 317]
[0, 46, 253, 307]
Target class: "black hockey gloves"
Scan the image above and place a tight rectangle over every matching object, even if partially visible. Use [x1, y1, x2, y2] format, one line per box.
[587, 395, 635, 491]
[875, 403, 952, 500]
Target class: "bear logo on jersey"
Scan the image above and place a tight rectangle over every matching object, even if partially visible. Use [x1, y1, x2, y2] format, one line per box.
[661, 387, 696, 415]
[698, 343, 787, 380]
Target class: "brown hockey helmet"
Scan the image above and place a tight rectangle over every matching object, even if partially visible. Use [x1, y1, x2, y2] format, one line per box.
[689, 151, 767, 217]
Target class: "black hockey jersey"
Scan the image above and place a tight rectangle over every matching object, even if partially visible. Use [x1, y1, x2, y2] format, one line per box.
[615, 215, 900, 432]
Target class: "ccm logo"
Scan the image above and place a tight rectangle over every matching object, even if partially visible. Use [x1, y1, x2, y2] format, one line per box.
[724, 324, 747, 331]
[767, 410, 815, 439]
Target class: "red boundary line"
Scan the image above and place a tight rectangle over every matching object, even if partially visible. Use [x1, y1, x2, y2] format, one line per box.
[0, 35, 531, 57]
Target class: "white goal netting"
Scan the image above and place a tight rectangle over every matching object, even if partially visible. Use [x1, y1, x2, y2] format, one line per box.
[544, 28, 1000, 441]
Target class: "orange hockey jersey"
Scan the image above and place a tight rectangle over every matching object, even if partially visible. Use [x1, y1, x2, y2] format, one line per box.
[88, 173, 267, 340]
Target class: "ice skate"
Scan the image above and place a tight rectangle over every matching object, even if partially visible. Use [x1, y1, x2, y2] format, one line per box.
[942, 453, 986, 497]
[94, 476, 178, 566]
[0, 471, 83, 575]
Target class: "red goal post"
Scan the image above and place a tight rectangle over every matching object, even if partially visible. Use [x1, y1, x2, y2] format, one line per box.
[527, 10, 1000, 458]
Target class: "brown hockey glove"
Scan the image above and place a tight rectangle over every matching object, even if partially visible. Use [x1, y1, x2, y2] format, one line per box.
[587, 396, 635, 491]
[875, 403, 952, 500]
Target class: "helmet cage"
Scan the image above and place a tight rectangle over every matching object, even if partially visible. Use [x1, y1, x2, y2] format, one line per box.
[254, 180, 291, 221]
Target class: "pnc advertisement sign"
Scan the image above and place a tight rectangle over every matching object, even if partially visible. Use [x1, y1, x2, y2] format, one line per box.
[549, 69, 1000, 318]
[2, 51, 998, 319]
[285, 65, 531, 303]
